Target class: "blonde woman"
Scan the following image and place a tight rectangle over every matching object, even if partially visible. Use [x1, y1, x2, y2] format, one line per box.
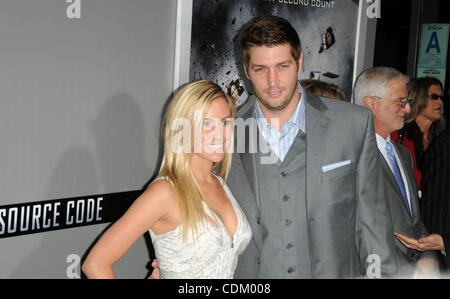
[82, 80, 252, 279]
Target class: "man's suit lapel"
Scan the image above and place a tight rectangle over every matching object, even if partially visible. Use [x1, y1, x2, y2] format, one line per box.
[236, 98, 262, 249]
[239, 150, 260, 211]
[237, 97, 261, 210]
[305, 93, 331, 202]
[392, 142, 419, 222]
[379, 145, 414, 221]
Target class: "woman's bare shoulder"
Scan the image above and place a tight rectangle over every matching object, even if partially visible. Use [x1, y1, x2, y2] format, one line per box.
[139, 178, 178, 207]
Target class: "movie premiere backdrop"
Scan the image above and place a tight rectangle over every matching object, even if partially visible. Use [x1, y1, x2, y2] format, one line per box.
[0, 0, 177, 278]
[1, 0, 367, 279]
[189, 0, 361, 106]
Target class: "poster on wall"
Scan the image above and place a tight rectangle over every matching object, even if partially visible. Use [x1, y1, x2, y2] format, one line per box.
[417, 23, 450, 88]
[188, 0, 361, 106]
[418, 24, 450, 68]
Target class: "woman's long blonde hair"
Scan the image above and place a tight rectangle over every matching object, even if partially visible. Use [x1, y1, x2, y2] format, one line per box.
[157, 80, 235, 241]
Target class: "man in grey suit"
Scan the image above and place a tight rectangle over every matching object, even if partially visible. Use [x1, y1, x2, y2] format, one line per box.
[353, 67, 438, 278]
[227, 16, 398, 279]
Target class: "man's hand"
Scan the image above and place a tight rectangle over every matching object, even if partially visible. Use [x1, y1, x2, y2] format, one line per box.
[418, 234, 445, 251]
[394, 233, 445, 251]
[147, 259, 161, 279]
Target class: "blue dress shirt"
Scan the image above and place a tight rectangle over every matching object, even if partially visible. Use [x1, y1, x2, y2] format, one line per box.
[253, 84, 306, 162]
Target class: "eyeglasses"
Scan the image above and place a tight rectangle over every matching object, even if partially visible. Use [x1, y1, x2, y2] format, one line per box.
[371, 95, 411, 108]
[428, 94, 445, 101]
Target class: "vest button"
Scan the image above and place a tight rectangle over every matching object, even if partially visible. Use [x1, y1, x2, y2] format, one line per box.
[256, 258, 261, 264]
[283, 195, 290, 202]
[287, 267, 296, 274]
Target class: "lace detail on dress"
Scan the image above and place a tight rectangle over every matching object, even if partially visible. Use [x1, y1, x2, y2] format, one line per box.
[149, 176, 252, 279]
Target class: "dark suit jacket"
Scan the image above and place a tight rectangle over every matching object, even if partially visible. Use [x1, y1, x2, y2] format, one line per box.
[443, 235, 450, 267]
[228, 91, 398, 278]
[379, 141, 435, 277]
[421, 127, 450, 268]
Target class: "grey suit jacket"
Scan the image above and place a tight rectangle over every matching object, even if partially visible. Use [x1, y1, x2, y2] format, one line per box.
[380, 141, 435, 277]
[228, 91, 398, 278]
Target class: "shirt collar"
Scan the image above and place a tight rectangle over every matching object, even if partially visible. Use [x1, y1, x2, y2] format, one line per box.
[375, 133, 392, 147]
[253, 83, 306, 132]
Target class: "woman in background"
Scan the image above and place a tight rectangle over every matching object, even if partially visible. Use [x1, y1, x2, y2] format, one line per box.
[391, 77, 445, 192]
[82, 80, 251, 278]
[395, 79, 449, 275]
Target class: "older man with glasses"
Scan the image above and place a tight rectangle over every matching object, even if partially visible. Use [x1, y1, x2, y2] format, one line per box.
[353, 67, 439, 278]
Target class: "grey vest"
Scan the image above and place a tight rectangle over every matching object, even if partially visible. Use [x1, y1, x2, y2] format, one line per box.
[255, 130, 312, 278]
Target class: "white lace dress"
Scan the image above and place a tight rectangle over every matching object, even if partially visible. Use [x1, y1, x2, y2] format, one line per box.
[149, 176, 252, 279]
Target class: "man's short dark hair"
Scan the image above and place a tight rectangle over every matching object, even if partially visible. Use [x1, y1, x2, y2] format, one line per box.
[241, 16, 302, 70]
